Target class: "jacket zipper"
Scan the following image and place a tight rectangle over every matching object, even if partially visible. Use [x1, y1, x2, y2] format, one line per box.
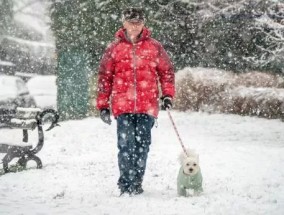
[132, 43, 137, 113]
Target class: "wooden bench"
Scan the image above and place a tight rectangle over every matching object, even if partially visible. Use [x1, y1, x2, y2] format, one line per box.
[0, 107, 59, 173]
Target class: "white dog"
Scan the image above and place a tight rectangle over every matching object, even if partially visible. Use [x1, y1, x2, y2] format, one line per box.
[177, 149, 203, 197]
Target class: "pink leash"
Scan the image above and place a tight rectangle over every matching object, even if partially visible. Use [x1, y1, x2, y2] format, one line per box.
[166, 108, 189, 157]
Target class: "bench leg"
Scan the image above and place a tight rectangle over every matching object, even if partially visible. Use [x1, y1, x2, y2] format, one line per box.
[29, 155, 42, 169]
[2, 153, 42, 173]
[17, 155, 42, 169]
[2, 154, 15, 173]
[23, 129, 28, 142]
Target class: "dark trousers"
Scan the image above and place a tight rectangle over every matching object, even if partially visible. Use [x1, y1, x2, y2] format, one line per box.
[116, 113, 154, 191]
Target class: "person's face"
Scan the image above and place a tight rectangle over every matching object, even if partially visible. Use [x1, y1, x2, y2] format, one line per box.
[123, 20, 144, 41]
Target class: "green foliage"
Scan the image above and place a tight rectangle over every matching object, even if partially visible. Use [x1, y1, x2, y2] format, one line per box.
[200, 11, 257, 72]
[50, 0, 284, 74]
[149, 1, 201, 70]
[50, 0, 134, 68]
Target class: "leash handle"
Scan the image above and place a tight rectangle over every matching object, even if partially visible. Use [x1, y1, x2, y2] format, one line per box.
[166, 108, 188, 157]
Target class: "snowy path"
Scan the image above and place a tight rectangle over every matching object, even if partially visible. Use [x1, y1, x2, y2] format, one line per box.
[0, 111, 283, 215]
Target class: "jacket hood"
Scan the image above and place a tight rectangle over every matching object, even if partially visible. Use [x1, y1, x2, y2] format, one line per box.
[115, 27, 151, 42]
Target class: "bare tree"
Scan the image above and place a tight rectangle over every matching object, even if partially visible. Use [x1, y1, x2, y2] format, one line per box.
[245, 2, 284, 71]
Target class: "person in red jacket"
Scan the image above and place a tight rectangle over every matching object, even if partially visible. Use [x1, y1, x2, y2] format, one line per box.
[96, 7, 175, 195]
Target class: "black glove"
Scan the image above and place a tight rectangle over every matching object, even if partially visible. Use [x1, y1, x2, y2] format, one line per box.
[161, 96, 173, 110]
[100, 109, 112, 125]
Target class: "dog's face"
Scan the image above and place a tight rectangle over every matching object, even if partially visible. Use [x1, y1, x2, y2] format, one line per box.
[182, 156, 200, 176]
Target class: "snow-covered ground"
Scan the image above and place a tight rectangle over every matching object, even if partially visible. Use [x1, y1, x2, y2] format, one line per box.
[0, 111, 283, 215]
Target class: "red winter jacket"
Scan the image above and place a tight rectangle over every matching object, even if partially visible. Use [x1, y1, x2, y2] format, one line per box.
[96, 27, 175, 118]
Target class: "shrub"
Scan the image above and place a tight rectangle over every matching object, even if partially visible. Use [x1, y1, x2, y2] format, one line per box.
[175, 67, 284, 120]
[235, 72, 284, 88]
[175, 67, 235, 111]
[216, 87, 284, 119]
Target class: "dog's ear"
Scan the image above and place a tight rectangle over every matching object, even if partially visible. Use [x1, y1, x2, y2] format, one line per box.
[179, 152, 185, 164]
[185, 148, 192, 157]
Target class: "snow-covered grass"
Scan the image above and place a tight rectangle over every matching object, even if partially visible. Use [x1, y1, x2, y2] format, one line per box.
[0, 111, 283, 214]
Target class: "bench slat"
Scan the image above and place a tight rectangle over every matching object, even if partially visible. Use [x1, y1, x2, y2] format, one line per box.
[16, 107, 42, 119]
[9, 118, 37, 130]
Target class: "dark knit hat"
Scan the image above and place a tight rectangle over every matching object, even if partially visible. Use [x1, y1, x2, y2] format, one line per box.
[122, 7, 145, 22]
